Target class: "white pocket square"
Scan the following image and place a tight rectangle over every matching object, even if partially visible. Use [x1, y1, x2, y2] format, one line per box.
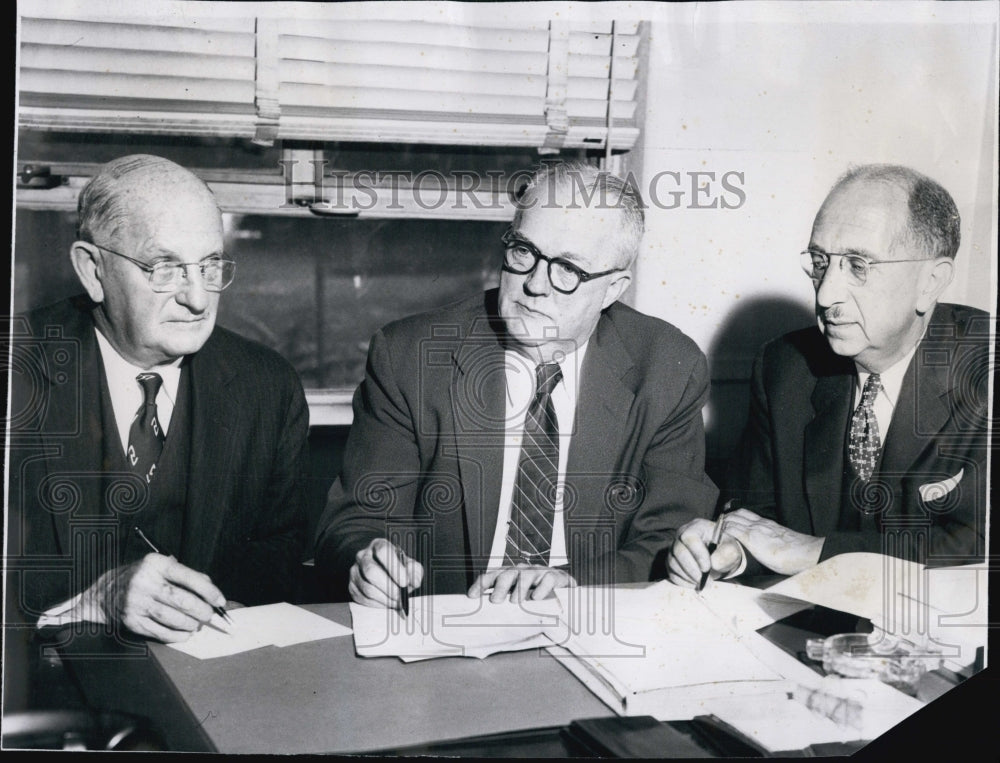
[919, 469, 964, 502]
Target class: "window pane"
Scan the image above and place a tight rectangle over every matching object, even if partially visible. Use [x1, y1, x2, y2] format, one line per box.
[219, 215, 504, 388]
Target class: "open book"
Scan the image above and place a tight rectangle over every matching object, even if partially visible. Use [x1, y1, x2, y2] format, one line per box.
[543, 581, 812, 720]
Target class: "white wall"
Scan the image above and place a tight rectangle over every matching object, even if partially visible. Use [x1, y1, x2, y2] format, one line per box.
[627, 4, 998, 458]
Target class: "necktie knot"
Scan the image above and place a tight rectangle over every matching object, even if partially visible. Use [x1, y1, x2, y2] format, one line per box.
[535, 363, 562, 398]
[860, 373, 882, 408]
[137, 373, 163, 407]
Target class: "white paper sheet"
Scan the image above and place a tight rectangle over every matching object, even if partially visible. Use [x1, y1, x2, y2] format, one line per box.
[349, 594, 562, 660]
[166, 602, 351, 659]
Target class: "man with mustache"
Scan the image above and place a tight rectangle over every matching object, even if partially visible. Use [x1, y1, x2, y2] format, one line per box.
[7, 154, 308, 641]
[669, 164, 989, 585]
[315, 162, 717, 607]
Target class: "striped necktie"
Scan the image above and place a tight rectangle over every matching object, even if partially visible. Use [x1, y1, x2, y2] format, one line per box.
[504, 362, 562, 566]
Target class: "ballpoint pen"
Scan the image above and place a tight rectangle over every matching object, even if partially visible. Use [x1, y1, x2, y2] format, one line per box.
[697, 499, 743, 593]
[395, 547, 410, 618]
[132, 526, 233, 625]
[697, 515, 727, 593]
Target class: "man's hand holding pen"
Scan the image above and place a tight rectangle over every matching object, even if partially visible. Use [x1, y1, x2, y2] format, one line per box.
[667, 501, 748, 590]
[348, 538, 423, 611]
[668, 516, 746, 590]
[88, 553, 231, 643]
[669, 502, 827, 586]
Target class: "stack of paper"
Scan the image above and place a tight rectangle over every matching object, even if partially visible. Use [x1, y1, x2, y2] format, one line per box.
[545, 582, 801, 720]
[349, 594, 562, 661]
[166, 602, 351, 659]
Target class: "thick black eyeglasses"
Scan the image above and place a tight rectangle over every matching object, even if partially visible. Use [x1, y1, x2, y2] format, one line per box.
[96, 244, 236, 293]
[799, 249, 929, 287]
[501, 231, 626, 295]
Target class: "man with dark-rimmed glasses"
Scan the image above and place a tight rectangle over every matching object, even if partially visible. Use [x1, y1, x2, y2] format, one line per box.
[7, 154, 308, 642]
[316, 161, 718, 607]
[669, 164, 989, 587]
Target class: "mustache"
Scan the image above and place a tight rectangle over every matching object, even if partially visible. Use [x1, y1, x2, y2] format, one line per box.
[819, 306, 849, 323]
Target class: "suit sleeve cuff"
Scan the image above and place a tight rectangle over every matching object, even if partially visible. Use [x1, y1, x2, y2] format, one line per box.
[722, 539, 749, 579]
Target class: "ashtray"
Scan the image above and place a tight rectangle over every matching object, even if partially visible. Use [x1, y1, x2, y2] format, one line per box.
[804, 632, 943, 694]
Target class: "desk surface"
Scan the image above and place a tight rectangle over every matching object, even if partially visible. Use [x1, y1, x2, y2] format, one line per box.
[150, 602, 612, 754]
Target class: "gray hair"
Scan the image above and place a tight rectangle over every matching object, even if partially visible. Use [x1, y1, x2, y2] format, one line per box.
[77, 154, 215, 245]
[832, 164, 961, 260]
[512, 161, 646, 267]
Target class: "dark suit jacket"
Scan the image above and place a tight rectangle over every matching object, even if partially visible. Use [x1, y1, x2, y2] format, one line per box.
[315, 289, 718, 596]
[727, 302, 989, 566]
[6, 296, 309, 617]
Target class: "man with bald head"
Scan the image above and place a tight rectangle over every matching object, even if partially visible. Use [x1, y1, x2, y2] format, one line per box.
[8, 154, 308, 642]
[669, 164, 989, 586]
[315, 162, 717, 607]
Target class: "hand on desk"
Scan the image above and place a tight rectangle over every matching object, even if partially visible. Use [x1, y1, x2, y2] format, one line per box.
[468, 564, 577, 603]
[667, 518, 745, 589]
[92, 553, 227, 642]
[348, 538, 424, 609]
[721, 509, 824, 576]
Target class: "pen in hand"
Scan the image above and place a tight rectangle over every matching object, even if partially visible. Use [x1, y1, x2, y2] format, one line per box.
[395, 547, 410, 618]
[697, 515, 727, 593]
[132, 526, 233, 625]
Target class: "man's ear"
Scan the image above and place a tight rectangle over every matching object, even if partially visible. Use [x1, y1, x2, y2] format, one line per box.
[69, 241, 106, 303]
[601, 270, 633, 310]
[916, 257, 955, 313]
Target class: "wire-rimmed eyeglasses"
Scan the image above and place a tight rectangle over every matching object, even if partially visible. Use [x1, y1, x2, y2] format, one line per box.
[799, 249, 930, 287]
[95, 244, 236, 293]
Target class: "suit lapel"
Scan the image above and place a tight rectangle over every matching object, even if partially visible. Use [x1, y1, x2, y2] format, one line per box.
[566, 314, 635, 521]
[879, 325, 952, 478]
[181, 334, 239, 571]
[803, 370, 853, 535]
[42, 306, 104, 554]
[450, 313, 507, 567]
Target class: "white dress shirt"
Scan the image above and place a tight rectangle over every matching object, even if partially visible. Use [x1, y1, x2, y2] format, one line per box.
[487, 342, 588, 569]
[94, 329, 183, 454]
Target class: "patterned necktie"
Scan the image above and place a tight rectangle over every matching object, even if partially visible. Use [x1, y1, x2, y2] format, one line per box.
[848, 373, 883, 482]
[505, 362, 563, 566]
[127, 372, 165, 484]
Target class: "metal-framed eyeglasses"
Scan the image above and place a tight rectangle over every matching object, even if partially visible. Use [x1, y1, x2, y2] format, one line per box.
[501, 231, 626, 295]
[95, 244, 236, 293]
[799, 250, 930, 287]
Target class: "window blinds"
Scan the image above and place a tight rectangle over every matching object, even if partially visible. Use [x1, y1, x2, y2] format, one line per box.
[18, 14, 641, 150]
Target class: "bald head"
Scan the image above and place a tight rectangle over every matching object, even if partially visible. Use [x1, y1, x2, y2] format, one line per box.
[77, 154, 219, 247]
[819, 164, 961, 262]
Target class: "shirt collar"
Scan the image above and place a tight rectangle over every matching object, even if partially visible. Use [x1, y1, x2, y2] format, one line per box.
[503, 340, 589, 404]
[93, 328, 183, 403]
[855, 342, 919, 410]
